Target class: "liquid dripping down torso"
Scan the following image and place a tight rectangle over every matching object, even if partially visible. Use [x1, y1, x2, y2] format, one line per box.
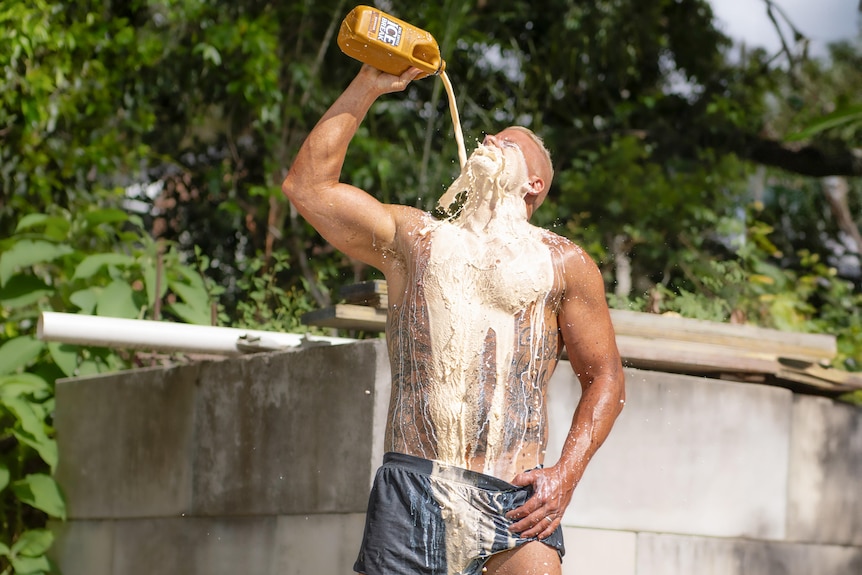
[383, 82, 572, 480]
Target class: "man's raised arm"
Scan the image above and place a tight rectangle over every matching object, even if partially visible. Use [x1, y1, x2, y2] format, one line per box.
[281, 65, 421, 270]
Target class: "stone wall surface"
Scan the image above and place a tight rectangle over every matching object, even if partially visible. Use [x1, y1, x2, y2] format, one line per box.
[546, 367, 794, 540]
[787, 395, 862, 546]
[635, 532, 862, 575]
[50, 339, 862, 575]
[54, 363, 199, 518]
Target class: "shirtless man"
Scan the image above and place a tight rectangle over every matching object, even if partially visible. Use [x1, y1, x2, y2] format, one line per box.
[282, 65, 625, 575]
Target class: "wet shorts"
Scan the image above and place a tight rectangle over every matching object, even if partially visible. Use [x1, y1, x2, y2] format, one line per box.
[353, 452, 565, 575]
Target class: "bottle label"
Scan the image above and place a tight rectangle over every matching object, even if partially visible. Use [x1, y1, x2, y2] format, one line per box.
[377, 16, 403, 47]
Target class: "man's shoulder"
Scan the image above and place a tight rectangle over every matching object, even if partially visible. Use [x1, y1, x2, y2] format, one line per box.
[390, 204, 432, 225]
[390, 206, 434, 255]
[537, 228, 583, 252]
[536, 228, 601, 272]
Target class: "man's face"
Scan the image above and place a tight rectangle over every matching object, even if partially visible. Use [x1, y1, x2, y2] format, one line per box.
[435, 127, 551, 221]
[483, 129, 551, 212]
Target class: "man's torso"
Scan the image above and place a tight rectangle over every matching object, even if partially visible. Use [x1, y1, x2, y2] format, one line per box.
[383, 212, 571, 480]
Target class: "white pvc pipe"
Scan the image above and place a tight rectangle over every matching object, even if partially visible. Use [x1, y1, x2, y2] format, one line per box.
[37, 312, 355, 356]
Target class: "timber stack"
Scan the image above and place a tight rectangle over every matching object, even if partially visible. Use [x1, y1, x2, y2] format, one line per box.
[302, 280, 862, 397]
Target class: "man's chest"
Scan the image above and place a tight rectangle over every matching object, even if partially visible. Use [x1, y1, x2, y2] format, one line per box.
[422, 226, 556, 314]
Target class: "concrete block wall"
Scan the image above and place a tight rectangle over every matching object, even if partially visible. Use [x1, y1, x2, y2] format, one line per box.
[50, 340, 862, 575]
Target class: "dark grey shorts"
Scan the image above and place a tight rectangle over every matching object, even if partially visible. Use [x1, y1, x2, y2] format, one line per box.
[354, 452, 565, 575]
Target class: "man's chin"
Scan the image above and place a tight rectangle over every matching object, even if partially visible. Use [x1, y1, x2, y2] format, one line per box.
[467, 153, 501, 178]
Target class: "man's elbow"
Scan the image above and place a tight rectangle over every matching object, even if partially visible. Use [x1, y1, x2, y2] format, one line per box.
[597, 366, 626, 416]
[281, 171, 299, 203]
[614, 371, 626, 415]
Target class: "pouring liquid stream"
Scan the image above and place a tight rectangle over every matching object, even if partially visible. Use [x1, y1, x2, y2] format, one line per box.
[440, 70, 467, 169]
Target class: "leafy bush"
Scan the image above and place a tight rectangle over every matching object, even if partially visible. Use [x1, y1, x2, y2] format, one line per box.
[0, 207, 214, 573]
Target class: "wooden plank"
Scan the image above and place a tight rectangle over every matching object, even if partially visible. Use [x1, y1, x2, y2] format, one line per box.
[776, 358, 862, 389]
[330, 283, 837, 363]
[770, 370, 860, 395]
[609, 309, 836, 364]
[611, 336, 861, 394]
[302, 306, 782, 374]
[338, 280, 388, 308]
[310, 293, 837, 363]
[300, 296, 859, 395]
[615, 334, 781, 375]
[301, 304, 388, 332]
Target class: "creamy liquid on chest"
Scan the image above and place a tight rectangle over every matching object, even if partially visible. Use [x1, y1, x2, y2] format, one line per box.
[421, 221, 554, 469]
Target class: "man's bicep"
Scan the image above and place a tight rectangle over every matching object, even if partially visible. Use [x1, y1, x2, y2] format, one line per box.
[558, 258, 621, 385]
[292, 182, 399, 268]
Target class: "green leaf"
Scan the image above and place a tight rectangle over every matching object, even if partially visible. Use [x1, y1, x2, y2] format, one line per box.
[0, 275, 53, 309]
[0, 373, 51, 399]
[168, 280, 210, 315]
[69, 288, 99, 314]
[9, 553, 50, 574]
[84, 208, 128, 226]
[95, 280, 140, 319]
[114, 26, 134, 46]
[72, 253, 136, 280]
[194, 42, 222, 65]
[12, 428, 57, 474]
[11, 474, 66, 520]
[0, 240, 73, 287]
[4, 397, 50, 440]
[0, 337, 45, 376]
[11, 529, 53, 558]
[48, 342, 78, 378]
[76, 359, 102, 377]
[14, 214, 49, 233]
[167, 301, 212, 325]
[173, 265, 207, 292]
[142, 260, 168, 307]
[5, 397, 57, 471]
[0, 462, 9, 493]
[786, 105, 862, 142]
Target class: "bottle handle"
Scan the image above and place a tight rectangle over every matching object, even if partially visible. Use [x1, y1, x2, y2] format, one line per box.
[411, 42, 445, 75]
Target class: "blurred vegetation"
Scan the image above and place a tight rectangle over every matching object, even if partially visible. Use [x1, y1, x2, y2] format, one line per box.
[1, 0, 861, 570]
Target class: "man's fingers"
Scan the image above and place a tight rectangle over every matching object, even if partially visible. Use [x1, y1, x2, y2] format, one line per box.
[509, 471, 534, 488]
[509, 510, 559, 539]
[505, 492, 538, 521]
[358, 65, 421, 94]
[506, 468, 566, 538]
[400, 67, 423, 81]
[537, 515, 560, 540]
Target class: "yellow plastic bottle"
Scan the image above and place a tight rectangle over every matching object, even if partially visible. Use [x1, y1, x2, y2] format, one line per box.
[337, 5, 446, 77]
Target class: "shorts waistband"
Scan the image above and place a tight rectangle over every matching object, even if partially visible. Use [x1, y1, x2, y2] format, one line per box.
[382, 452, 519, 492]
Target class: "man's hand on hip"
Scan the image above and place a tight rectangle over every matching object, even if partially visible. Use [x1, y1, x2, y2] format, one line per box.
[505, 465, 576, 540]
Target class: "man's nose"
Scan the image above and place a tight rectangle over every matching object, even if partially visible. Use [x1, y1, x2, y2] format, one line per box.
[483, 134, 498, 147]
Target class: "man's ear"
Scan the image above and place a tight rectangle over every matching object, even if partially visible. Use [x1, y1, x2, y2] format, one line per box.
[526, 177, 545, 198]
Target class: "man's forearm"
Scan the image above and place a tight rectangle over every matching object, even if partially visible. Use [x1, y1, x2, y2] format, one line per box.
[284, 74, 379, 195]
[557, 372, 625, 488]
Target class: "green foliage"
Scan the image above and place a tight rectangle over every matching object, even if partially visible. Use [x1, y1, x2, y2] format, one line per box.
[787, 104, 862, 142]
[230, 252, 324, 334]
[0, 342, 61, 574]
[839, 390, 862, 406]
[0, 0, 158, 233]
[0, 206, 214, 572]
[771, 41, 862, 147]
[612, 215, 862, 370]
[0, 527, 54, 575]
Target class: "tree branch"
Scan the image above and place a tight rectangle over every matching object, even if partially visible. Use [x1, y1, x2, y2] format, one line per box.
[822, 177, 862, 254]
[647, 121, 862, 178]
[740, 135, 862, 177]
